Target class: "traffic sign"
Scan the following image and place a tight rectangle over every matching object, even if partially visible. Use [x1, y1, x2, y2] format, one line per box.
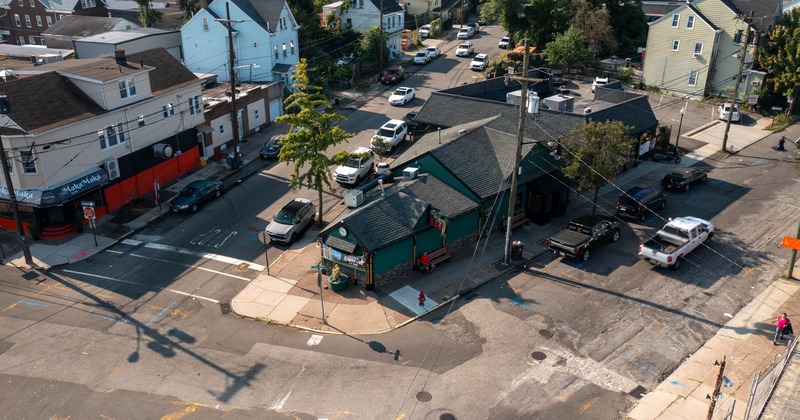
[311, 265, 325, 270]
[81, 200, 94, 207]
[782, 236, 800, 251]
[83, 206, 96, 220]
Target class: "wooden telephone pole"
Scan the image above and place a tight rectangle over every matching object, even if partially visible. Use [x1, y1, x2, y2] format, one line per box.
[217, 2, 244, 168]
[721, 11, 754, 153]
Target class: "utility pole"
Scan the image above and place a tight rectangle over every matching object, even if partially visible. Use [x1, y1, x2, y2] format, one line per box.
[0, 109, 33, 265]
[706, 355, 726, 420]
[721, 11, 753, 154]
[217, 2, 244, 168]
[378, 0, 384, 77]
[503, 39, 532, 265]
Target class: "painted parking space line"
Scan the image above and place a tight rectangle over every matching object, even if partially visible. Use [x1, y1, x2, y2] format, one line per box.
[147, 301, 177, 325]
[105, 249, 253, 282]
[119, 239, 264, 271]
[503, 297, 539, 313]
[388, 285, 438, 315]
[62, 269, 220, 304]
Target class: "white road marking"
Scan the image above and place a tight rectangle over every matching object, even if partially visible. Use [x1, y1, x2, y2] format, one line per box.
[389, 285, 438, 315]
[306, 334, 323, 346]
[63, 269, 219, 303]
[106, 249, 252, 282]
[119, 239, 264, 271]
[271, 364, 305, 410]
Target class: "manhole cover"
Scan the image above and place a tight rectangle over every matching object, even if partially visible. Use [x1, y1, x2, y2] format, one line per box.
[628, 385, 647, 399]
[416, 391, 432, 402]
[440, 414, 456, 420]
[219, 302, 232, 315]
[538, 329, 553, 339]
[531, 351, 547, 361]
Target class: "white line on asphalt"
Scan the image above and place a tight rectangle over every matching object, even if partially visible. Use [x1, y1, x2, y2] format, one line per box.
[306, 334, 323, 346]
[62, 269, 220, 303]
[118, 240, 265, 271]
[105, 249, 253, 282]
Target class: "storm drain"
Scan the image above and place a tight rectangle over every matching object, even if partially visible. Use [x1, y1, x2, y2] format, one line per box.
[416, 391, 432, 402]
[628, 385, 647, 399]
[440, 414, 456, 420]
[531, 351, 547, 361]
[219, 302, 232, 315]
[538, 329, 553, 339]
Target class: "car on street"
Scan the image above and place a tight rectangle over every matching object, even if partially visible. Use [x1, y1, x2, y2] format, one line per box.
[457, 27, 474, 39]
[419, 24, 431, 38]
[380, 65, 405, 84]
[498, 36, 510, 49]
[265, 198, 316, 245]
[468, 22, 480, 33]
[456, 41, 474, 56]
[718, 103, 740, 122]
[592, 76, 609, 92]
[550, 69, 565, 86]
[426, 45, 441, 58]
[547, 215, 620, 262]
[403, 111, 430, 133]
[413, 50, 431, 65]
[660, 169, 708, 192]
[616, 186, 666, 222]
[470, 53, 488, 71]
[169, 179, 224, 213]
[334, 147, 375, 186]
[638, 216, 714, 269]
[373, 119, 408, 150]
[388, 87, 416, 106]
[259, 135, 283, 159]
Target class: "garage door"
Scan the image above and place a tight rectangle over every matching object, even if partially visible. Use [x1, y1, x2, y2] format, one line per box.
[269, 98, 284, 122]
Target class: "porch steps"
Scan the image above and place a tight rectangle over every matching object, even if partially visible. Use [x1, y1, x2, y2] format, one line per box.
[39, 222, 77, 241]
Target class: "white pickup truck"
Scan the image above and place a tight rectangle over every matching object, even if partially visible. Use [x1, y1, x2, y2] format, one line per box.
[638, 216, 714, 269]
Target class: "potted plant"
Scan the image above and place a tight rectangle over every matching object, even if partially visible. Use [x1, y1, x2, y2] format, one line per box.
[328, 264, 349, 292]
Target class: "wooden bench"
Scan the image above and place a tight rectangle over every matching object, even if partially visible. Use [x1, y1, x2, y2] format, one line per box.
[501, 213, 530, 231]
[416, 246, 451, 272]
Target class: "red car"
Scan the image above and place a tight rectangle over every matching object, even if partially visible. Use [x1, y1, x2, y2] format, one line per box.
[380, 65, 405, 84]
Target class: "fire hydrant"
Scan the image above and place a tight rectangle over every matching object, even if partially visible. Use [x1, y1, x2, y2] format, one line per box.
[418, 291, 426, 306]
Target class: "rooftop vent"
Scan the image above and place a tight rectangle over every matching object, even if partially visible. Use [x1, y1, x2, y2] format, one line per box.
[114, 49, 126, 65]
[344, 189, 364, 208]
[584, 107, 592, 115]
[402, 167, 419, 181]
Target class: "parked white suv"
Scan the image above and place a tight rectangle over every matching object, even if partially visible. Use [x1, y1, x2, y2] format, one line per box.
[718, 103, 740, 122]
[373, 119, 408, 150]
[456, 41, 474, 57]
[334, 147, 375, 185]
[470, 53, 488, 71]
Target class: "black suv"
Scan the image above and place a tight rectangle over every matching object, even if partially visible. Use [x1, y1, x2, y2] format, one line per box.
[616, 186, 666, 222]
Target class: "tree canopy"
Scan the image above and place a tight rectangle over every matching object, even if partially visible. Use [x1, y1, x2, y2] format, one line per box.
[275, 59, 354, 226]
[559, 120, 633, 215]
[758, 8, 800, 115]
[357, 26, 390, 64]
[542, 27, 591, 71]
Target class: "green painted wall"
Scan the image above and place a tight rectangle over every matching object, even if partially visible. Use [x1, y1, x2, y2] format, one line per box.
[445, 209, 480, 245]
[373, 236, 414, 272]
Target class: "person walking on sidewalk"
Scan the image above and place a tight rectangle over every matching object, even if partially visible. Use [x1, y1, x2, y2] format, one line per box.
[774, 313, 791, 345]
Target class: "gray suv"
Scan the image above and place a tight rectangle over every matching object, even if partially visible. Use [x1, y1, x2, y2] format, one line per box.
[265, 198, 316, 244]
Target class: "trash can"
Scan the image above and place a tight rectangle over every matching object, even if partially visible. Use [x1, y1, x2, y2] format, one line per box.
[511, 241, 524, 260]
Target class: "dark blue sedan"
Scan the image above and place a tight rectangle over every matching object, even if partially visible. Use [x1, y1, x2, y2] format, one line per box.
[169, 179, 224, 213]
[259, 135, 283, 159]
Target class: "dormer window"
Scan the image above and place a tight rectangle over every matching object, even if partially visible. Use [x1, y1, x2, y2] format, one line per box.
[81, 0, 96, 8]
[119, 78, 137, 99]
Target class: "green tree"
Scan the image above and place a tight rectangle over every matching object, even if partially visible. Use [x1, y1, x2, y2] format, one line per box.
[559, 120, 633, 215]
[177, 0, 200, 19]
[758, 8, 800, 115]
[370, 135, 393, 162]
[480, 0, 572, 48]
[542, 27, 591, 71]
[571, 0, 618, 60]
[275, 59, 354, 226]
[356, 26, 389, 63]
[136, 0, 163, 27]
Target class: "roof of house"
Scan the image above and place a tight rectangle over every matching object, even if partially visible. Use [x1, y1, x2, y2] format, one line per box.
[342, 190, 429, 251]
[369, 0, 403, 13]
[40, 0, 82, 12]
[18, 56, 152, 83]
[0, 71, 105, 135]
[76, 27, 177, 44]
[723, 0, 780, 32]
[229, 0, 291, 34]
[401, 175, 479, 219]
[42, 15, 138, 37]
[127, 48, 200, 95]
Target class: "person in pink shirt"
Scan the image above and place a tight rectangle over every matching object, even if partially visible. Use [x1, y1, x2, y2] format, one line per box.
[774, 313, 791, 345]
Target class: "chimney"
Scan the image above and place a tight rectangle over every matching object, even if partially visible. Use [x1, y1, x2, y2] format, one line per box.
[437, 127, 442, 145]
[115, 49, 127, 65]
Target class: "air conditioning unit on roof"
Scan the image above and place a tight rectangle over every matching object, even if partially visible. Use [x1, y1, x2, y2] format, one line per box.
[103, 158, 120, 180]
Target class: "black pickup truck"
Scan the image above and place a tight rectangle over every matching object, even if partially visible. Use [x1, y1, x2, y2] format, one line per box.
[547, 215, 621, 262]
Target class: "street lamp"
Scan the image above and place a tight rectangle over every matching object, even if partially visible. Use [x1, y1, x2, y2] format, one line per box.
[674, 101, 687, 151]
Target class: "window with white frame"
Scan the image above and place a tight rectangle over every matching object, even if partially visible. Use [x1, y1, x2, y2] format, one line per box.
[358, 0, 363, 7]
[274, 45, 279, 59]
[28, 36, 34, 44]
[17, 36, 24, 44]
[138, 115, 145, 127]
[14, 15, 20, 27]
[693, 42, 703, 57]
[202, 17, 209, 31]
[29, 0, 34, 6]
[686, 15, 695, 29]
[118, 78, 137, 99]
[17, 0, 22, 6]
[98, 123, 126, 149]
[36, 16, 41, 27]
[283, 43, 287, 57]
[188, 95, 201, 115]
[290, 41, 295, 55]
[25, 15, 31, 28]
[81, 0, 96, 7]
[672, 40, 680, 51]
[46, 16, 52, 27]
[163, 103, 175, 118]
[688, 70, 698, 86]
[40, 38, 45, 45]
[20, 150, 36, 174]
[671, 14, 679, 27]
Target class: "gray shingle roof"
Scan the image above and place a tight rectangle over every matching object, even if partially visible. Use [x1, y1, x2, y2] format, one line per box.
[403, 175, 479, 219]
[342, 191, 428, 251]
[230, 0, 290, 34]
[42, 15, 137, 37]
[724, 0, 781, 32]
[369, 0, 403, 14]
[127, 48, 200, 95]
[586, 94, 659, 134]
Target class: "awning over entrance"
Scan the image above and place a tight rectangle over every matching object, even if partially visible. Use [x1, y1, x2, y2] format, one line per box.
[272, 63, 292, 74]
[0, 167, 109, 207]
[196, 124, 214, 134]
[325, 235, 357, 253]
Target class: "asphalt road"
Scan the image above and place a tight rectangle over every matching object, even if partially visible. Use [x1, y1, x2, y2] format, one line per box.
[2, 21, 800, 419]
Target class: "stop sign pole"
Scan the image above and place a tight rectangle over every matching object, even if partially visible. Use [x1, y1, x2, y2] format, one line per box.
[82, 201, 98, 247]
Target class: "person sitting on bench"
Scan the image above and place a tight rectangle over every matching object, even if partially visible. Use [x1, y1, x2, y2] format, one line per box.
[420, 251, 434, 274]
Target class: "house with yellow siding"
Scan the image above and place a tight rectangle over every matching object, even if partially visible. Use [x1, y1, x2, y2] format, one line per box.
[642, 0, 782, 100]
